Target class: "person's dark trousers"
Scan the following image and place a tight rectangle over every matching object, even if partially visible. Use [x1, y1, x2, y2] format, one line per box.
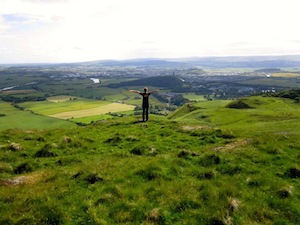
[142, 107, 149, 121]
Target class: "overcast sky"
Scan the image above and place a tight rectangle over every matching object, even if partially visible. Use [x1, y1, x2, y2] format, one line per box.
[1, 0, 300, 64]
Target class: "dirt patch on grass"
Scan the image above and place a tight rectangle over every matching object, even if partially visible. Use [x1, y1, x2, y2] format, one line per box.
[213, 139, 251, 152]
[0, 171, 48, 186]
[181, 125, 210, 131]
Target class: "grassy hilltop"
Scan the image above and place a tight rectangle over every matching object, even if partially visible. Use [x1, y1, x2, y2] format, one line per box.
[0, 95, 300, 224]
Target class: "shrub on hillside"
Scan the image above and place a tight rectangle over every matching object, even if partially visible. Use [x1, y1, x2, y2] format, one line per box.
[226, 99, 253, 109]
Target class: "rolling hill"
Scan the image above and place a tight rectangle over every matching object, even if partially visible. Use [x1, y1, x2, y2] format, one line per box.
[0, 95, 300, 224]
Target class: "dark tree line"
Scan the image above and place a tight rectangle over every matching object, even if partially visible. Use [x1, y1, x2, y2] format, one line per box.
[263, 88, 300, 103]
[108, 75, 184, 90]
[0, 95, 46, 103]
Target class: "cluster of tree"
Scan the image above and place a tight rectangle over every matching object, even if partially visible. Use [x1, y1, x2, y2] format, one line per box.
[0, 95, 46, 103]
[170, 94, 189, 106]
[108, 75, 184, 90]
[263, 88, 300, 103]
[226, 99, 253, 109]
[154, 92, 189, 106]
[153, 93, 168, 103]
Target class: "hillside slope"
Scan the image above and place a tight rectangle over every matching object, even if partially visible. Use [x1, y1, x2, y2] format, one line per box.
[0, 101, 77, 131]
[0, 97, 300, 224]
[169, 96, 300, 136]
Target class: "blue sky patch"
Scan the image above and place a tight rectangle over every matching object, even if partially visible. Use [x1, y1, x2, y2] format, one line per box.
[2, 13, 47, 32]
[3, 14, 29, 23]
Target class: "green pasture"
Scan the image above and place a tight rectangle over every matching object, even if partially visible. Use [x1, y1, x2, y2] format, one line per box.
[0, 101, 76, 131]
[35, 79, 99, 98]
[71, 110, 134, 124]
[183, 93, 206, 101]
[19, 96, 135, 124]
[169, 96, 300, 137]
[71, 114, 113, 123]
[240, 77, 300, 88]
[1, 89, 37, 95]
[47, 95, 79, 102]
[20, 98, 111, 115]
[1, 108, 300, 224]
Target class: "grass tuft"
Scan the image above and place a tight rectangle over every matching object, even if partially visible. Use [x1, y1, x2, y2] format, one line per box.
[284, 167, 300, 178]
[35, 144, 57, 157]
[135, 166, 164, 181]
[9, 142, 22, 151]
[14, 162, 34, 174]
[198, 153, 221, 167]
[277, 185, 294, 199]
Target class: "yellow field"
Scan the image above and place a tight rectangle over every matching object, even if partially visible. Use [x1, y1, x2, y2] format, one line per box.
[47, 95, 80, 103]
[49, 102, 135, 119]
[271, 72, 300, 78]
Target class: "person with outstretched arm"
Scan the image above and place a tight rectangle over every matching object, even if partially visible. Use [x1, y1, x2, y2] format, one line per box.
[130, 87, 159, 122]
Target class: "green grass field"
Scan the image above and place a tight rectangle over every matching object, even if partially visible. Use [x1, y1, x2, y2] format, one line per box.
[1, 92, 166, 129]
[20, 98, 111, 115]
[169, 96, 300, 137]
[1, 95, 300, 224]
[0, 101, 77, 131]
[183, 93, 206, 101]
[240, 77, 300, 88]
[19, 97, 135, 122]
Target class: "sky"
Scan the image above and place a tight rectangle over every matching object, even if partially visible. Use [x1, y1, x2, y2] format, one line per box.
[1, 0, 300, 64]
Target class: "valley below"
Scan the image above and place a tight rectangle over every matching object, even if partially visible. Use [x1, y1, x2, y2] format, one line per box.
[1, 56, 300, 224]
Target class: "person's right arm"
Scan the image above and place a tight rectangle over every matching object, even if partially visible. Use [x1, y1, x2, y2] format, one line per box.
[129, 90, 140, 94]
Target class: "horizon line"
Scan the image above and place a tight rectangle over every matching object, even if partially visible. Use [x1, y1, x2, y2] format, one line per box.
[1, 53, 300, 66]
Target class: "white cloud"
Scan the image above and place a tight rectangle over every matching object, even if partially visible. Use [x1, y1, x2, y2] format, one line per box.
[1, 0, 300, 63]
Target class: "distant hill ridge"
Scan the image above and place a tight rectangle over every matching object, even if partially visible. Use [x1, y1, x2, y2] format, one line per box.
[107, 75, 184, 89]
[75, 55, 300, 68]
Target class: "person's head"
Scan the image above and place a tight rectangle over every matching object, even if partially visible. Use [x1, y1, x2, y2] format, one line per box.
[144, 87, 148, 93]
